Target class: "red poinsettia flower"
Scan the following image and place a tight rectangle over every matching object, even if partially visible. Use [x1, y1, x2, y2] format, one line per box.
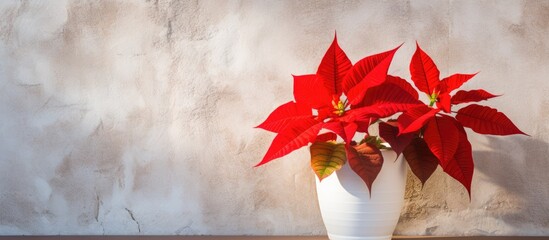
[255, 35, 420, 191]
[381, 43, 527, 197]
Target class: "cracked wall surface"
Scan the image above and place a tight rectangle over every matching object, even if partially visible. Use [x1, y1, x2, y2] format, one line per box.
[0, 0, 548, 236]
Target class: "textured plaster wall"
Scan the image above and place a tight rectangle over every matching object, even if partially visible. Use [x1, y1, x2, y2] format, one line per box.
[0, 0, 548, 236]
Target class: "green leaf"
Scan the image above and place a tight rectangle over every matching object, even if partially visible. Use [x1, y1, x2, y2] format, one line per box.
[310, 141, 347, 181]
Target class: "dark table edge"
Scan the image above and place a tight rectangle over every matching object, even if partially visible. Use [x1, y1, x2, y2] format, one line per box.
[0, 236, 548, 240]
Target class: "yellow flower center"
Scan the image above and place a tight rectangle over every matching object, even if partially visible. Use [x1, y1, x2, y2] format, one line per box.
[333, 100, 346, 116]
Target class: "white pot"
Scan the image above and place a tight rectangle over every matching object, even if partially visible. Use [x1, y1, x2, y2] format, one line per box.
[315, 149, 406, 240]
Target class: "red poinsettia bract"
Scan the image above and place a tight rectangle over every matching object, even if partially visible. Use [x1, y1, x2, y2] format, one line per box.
[381, 43, 527, 197]
[255, 35, 420, 191]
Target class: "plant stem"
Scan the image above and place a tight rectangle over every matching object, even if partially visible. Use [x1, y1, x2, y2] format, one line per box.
[429, 100, 436, 107]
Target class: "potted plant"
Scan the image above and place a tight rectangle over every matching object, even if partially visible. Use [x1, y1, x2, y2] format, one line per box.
[254, 35, 526, 240]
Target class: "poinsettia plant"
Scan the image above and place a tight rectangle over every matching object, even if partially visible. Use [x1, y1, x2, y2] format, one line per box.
[255, 35, 421, 192]
[255, 36, 526, 197]
[380, 43, 527, 196]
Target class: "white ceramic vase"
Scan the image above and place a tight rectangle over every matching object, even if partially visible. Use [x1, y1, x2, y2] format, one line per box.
[315, 149, 406, 240]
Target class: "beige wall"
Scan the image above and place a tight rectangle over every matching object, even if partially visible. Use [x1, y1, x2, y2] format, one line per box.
[0, 0, 548, 236]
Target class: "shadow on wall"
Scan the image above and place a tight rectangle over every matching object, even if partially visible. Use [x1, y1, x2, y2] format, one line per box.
[474, 136, 549, 229]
